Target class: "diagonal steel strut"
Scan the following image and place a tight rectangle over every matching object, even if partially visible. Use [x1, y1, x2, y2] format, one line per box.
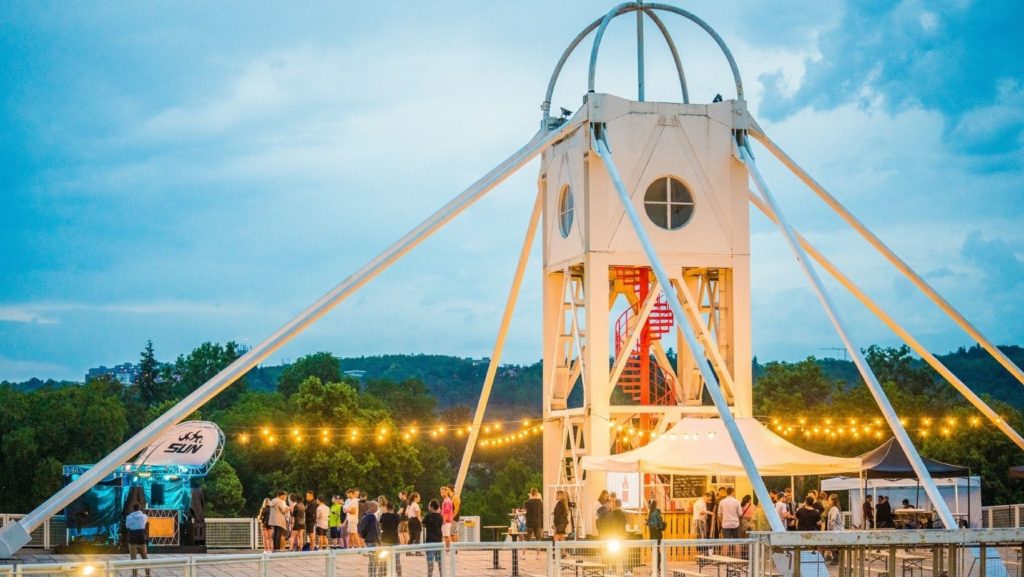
[592, 126, 786, 532]
[750, 122, 1024, 393]
[740, 141, 957, 529]
[0, 119, 584, 557]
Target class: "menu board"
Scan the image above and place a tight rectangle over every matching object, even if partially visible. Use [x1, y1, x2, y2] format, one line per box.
[671, 475, 706, 499]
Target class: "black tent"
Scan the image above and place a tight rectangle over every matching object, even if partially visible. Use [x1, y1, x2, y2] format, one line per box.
[859, 438, 970, 479]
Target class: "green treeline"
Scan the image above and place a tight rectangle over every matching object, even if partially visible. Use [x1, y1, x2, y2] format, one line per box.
[1, 342, 1022, 528]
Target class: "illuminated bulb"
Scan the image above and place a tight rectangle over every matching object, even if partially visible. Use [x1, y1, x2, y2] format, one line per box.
[82, 565, 96, 576]
[295, 436, 302, 442]
[920, 429, 929, 438]
[484, 425, 492, 433]
[410, 427, 418, 435]
[825, 418, 832, 425]
[523, 421, 531, 428]
[261, 427, 270, 436]
[292, 428, 299, 437]
[402, 433, 411, 441]
[650, 432, 658, 439]
[922, 418, 932, 426]
[321, 436, 329, 444]
[873, 418, 882, 426]
[798, 417, 807, 425]
[240, 434, 249, 444]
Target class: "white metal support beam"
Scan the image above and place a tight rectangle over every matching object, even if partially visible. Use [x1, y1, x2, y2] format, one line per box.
[671, 278, 737, 400]
[749, 122, 1024, 392]
[593, 127, 785, 532]
[740, 142, 957, 529]
[0, 119, 583, 557]
[455, 190, 544, 496]
[749, 191, 1024, 452]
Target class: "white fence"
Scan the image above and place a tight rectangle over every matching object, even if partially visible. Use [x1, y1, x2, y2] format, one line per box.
[4, 530, 1024, 577]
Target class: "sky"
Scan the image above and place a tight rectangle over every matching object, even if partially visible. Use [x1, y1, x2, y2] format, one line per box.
[1, 1, 1022, 383]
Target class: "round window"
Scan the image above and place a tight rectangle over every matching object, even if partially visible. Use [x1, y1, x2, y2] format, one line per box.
[644, 176, 694, 230]
[558, 185, 574, 238]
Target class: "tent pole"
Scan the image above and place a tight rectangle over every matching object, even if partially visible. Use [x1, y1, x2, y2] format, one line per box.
[749, 191, 1024, 451]
[748, 123, 1024, 392]
[592, 128, 785, 532]
[741, 142, 957, 530]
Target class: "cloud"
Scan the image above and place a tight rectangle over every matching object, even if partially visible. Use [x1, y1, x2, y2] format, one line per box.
[758, 0, 1024, 163]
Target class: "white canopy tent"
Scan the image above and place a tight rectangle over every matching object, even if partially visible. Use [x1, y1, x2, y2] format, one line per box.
[580, 417, 861, 476]
[821, 476, 982, 529]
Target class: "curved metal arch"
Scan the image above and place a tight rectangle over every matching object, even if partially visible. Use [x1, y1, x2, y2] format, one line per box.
[587, 2, 744, 100]
[542, 4, 689, 122]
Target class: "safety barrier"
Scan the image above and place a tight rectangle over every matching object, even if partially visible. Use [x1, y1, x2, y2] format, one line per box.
[3, 530, 1024, 577]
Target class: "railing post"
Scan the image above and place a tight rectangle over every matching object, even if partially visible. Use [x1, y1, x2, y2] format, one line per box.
[548, 542, 556, 577]
[448, 543, 457, 577]
[42, 519, 48, 550]
[1015, 505, 1021, 528]
[261, 552, 269, 577]
[327, 547, 336, 577]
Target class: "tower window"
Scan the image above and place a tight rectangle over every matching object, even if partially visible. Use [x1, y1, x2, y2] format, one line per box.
[558, 185, 574, 238]
[643, 176, 694, 230]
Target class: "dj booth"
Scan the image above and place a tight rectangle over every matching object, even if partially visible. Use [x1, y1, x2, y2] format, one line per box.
[60, 421, 223, 553]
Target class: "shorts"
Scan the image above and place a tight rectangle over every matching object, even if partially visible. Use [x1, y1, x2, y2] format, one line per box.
[329, 527, 341, 538]
[722, 527, 740, 538]
[554, 522, 568, 535]
[293, 525, 305, 532]
[525, 526, 543, 540]
[317, 527, 328, 536]
[441, 523, 453, 537]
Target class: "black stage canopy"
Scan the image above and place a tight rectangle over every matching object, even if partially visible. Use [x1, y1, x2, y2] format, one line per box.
[859, 438, 970, 479]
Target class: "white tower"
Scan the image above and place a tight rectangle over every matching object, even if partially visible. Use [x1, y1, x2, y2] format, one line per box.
[540, 93, 753, 533]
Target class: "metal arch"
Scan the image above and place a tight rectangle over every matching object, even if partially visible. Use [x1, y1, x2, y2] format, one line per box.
[587, 2, 744, 101]
[542, 4, 689, 123]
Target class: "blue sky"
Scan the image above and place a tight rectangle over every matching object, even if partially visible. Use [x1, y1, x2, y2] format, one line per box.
[1, 1, 1022, 383]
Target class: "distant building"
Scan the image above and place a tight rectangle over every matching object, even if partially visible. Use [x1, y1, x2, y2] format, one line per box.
[85, 363, 140, 385]
[343, 370, 366, 379]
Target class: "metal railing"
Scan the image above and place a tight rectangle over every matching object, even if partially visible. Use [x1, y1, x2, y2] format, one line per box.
[3, 529, 1024, 577]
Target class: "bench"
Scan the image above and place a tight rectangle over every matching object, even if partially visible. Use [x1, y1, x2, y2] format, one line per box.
[672, 570, 704, 577]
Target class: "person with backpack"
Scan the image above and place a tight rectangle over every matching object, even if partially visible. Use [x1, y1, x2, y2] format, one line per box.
[125, 503, 150, 577]
[646, 499, 666, 572]
[360, 501, 382, 577]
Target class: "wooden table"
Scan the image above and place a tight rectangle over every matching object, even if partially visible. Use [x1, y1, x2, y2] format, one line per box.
[866, 551, 929, 577]
[696, 554, 748, 577]
[560, 560, 609, 577]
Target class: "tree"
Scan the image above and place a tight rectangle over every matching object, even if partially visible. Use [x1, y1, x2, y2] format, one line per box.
[171, 341, 249, 408]
[135, 339, 167, 405]
[362, 377, 437, 423]
[202, 460, 246, 517]
[277, 352, 342, 397]
[753, 357, 837, 416]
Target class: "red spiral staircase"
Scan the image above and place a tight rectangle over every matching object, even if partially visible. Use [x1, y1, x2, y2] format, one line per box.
[612, 267, 676, 406]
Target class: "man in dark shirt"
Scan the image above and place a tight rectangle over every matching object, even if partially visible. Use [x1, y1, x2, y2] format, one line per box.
[876, 496, 893, 528]
[524, 488, 544, 541]
[862, 496, 874, 529]
[795, 496, 821, 531]
[380, 502, 402, 577]
[423, 500, 444, 577]
[605, 498, 628, 539]
[304, 491, 318, 550]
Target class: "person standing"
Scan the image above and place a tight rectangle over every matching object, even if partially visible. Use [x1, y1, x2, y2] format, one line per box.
[596, 491, 611, 537]
[360, 502, 382, 577]
[329, 495, 343, 548]
[739, 495, 755, 537]
[718, 487, 743, 557]
[290, 494, 306, 551]
[440, 487, 455, 552]
[553, 490, 570, 541]
[692, 492, 709, 538]
[524, 488, 544, 541]
[826, 495, 843, 565]
[407, 492, 423, 546]
[305, 491, 318, 550]
[423, 500, 444, 577]
[315, 496, 331, 551]
[646, 499, 666, 571]
[125, 503, 150, 577]
[380, 502, 403, 577]
[258, 498, 274, 553]
[775, 493, 794, 530]
[876, 495, 893, 528]
[268, 491, 290, 551]
[345, 489, 362, 548]
[398, 491, 410, 545]
[795, 496, 820, 531]
[862, 495, 874, 529]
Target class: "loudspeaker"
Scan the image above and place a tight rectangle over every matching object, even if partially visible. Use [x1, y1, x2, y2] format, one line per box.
[150, 483, 165, 506]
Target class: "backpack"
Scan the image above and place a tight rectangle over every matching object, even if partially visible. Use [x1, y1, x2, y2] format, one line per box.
[647, 509, 666, 532]
[260, 506, 271, 527]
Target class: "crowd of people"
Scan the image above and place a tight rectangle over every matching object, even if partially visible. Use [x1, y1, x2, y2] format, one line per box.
[256, 486, 462, 577]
